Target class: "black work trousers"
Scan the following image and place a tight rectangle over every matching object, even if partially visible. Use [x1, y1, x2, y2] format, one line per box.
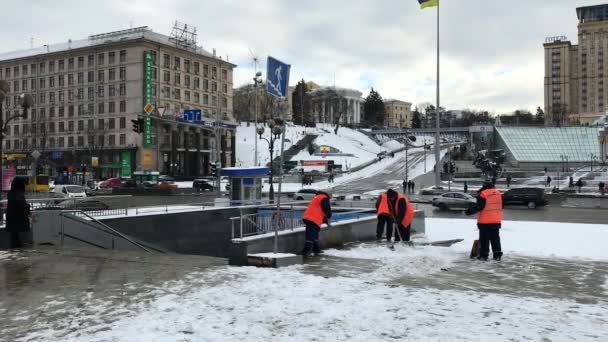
[395, 224, 411, 242]
[376, 216, 394, 241]
[478, 225, 502, 259]
[303, 221, 321, 255]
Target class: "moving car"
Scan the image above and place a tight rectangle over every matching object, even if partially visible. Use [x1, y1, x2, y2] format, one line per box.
[502, 187, 548, 209]
[156, 181, 178, 190]
[193, 179, 214, 192]
[294, 189, 319, 201]
[159, 175, 175, 183]
[99, 177, 122, 189]
[52, 185, 87, 198]
[44, 199, 110, 211]
[432, 192, 477, 211]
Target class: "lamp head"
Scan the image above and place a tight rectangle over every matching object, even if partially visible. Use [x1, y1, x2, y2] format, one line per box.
[18, 94, 34, 109]
[256, 126, 265, 137]
[255, 71, 262, 77]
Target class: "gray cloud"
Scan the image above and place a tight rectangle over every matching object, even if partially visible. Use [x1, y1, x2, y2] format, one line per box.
[0, 0, 600, 113]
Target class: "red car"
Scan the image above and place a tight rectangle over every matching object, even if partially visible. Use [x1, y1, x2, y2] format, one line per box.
[156, 181, 178, 190]
[100, 177, 122, 189]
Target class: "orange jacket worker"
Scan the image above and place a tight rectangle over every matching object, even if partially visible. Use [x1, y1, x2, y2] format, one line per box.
[302, 190, 332, 257]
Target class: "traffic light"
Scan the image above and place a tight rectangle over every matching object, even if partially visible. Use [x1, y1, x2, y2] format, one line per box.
[209, 162, 218, 177]
[131, 117, 145, 134]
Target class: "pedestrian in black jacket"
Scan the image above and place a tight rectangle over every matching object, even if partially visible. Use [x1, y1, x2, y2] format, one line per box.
[6, 178, 31, 248]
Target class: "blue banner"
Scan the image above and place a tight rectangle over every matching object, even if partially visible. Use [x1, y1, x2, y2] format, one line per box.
[183, 109, 202, 122]
[266, 56, 291, 98]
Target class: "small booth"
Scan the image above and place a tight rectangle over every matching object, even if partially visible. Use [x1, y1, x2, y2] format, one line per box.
[221, 167, 269, 203]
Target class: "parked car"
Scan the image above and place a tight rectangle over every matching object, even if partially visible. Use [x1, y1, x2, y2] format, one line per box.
[156, 181, 178, 190]
[99, 177, 122, 189]
[56, 199, 110, 211]
[52, 185, 87, 198]
[294, 189, 320, 201]
[502, 187, 548, 209]
[159, 175, 175, 183]
[193, 179, 214, 192]
[432, 192, 477, 211]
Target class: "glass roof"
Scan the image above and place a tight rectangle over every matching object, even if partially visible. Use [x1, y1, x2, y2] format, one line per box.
[496, 127, 599, 162]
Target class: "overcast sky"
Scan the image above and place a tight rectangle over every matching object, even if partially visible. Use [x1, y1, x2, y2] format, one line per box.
[0, 0, 602, 113]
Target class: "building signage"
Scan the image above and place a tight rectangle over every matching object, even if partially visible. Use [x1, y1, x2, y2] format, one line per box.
[121, 151, 132, 178]
[302, 160, 328, 166]
[545, 36, 568, 43]
[143, 150, 153, 167]
[319, 146, 331, 153]
[91, 157, 99, 168]
[2, 168, 15, 191]
[176, 115, 237, 129]
[143, 51, 153, 147]
[183, 109, 202, 122]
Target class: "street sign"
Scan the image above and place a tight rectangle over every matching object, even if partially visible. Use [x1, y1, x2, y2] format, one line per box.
[266, 56, 291, 98]
[183, 109, 202, 122]
[31, 150, 41, 159]
[144, 103, 154, 114]
[121, 151, 132, 178]
[158, 107, 166, 117]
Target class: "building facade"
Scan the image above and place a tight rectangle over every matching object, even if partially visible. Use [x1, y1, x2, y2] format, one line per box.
[0, 26, 236, 179]
[544, 5, 608, 126]
[384, 99, 412, 128]
[309, 86, 363, 126]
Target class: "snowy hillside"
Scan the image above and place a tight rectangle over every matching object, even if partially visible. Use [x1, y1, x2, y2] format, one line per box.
[235, 123, 306, 167]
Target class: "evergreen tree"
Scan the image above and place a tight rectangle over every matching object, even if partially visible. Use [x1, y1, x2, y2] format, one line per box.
[411, 107, 422, 128]
[292, 79, 313, 126]
[535, 106, 545, 125]
[363, 88, 386, 127]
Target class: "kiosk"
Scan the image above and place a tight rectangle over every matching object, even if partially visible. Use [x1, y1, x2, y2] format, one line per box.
[221, 167, 269, 203]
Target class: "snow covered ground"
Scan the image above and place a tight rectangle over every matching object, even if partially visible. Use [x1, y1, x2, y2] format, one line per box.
[12, 218, 608, 341]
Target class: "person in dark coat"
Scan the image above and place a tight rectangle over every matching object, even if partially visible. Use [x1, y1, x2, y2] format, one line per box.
[5, 177, 31, 248]
[463, 181, 468, 193]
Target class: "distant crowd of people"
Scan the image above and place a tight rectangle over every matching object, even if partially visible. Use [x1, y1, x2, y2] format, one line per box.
[402, 180, 416, 194]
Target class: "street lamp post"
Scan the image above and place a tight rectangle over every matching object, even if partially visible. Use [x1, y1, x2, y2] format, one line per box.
[253, 72, 263, 166]
[0, 88, 33, 222]
[404, 129, 409, 184]
[258, 120, 283, 202]
[590, 153, 598, 172]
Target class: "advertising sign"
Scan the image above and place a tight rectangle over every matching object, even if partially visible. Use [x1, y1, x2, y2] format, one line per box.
[121, 151, 132, 178]
[91, 157, 99, 168]
[143, 150, 153, 167]
[302, 160, 328, 166]
[143, 51, 153, 147]
[2, 168, 15, 191]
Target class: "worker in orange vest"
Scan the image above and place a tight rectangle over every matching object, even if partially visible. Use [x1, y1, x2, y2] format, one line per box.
[467, 180, 503, 261]
[301, 190, 332, 257]
[375, 189, 398, 241]
[393, 192, 415, 242]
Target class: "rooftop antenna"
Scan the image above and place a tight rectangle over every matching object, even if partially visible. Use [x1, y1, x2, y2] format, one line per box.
[169, 21, 198, 50]
[249, 48, 259, 74]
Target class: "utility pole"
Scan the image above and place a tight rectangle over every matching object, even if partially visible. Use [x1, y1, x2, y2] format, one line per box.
[215, 61, 222, 193]
[253, 68, 262, 166]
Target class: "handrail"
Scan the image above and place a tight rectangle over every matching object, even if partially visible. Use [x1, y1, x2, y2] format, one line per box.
[61, 210, 152, 252]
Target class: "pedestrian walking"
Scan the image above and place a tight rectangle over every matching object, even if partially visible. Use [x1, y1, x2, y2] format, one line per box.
[506, 175, 512, 188]
[491, 176, 497, 186]
[375, 189, 398, 241]
[410, 181, 415, 194]
[5, 178, 31, 249]
[393, 191, 415, 242]
[546, 176, 552, 187]
[569, 176, 574, 188]
[402, 180, 407, 194]
[599, 181, 606, 196]
[576, 178, 584, 193]
[301, 190, 332, 257]
[466, 180, 503, 261]
[463, 181, 468, 193]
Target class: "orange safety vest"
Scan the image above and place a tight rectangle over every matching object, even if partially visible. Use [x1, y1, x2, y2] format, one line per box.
[397, 193, 415, 228]
[302, 194, 329, 227]
[377, 194, 391, 216]
[477, 188, 503, 224]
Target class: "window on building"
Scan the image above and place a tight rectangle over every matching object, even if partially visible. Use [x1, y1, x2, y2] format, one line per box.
[109, 101, 115, 113]
[98, 102, 105, 114]
[98, 53, 105, 65]
[212, 66, 217, 79]
[203, 94, 209, 105]
[59, 106, 65, 117]
[68, 105, 74, 117]
[109, 85, 116, 97]
[58, 137, 64, 148]
[49, 107, 55, 118]
[223, 84, 227, 93]
[68, 121, 74, 132]
[5, 140, 10, 150]
[163, 54, 170, 68]
[109, 135, 115, 146]
[185, 91, 191, 102]
[212, 96, 217, 106]
[194, 92, 200, 103]
[108, 118, 115, 129]
[163, 71, 170, 82]
[194, 77, 200, 89]
[59, 122, 65, 132]
[174, 73, 181, 85]
[39, 62, 45, 74]
[78, 104, 84, 115]
[68, 58, 74, 70]
[98, 70, 104, 82]
[77, 72, 84, 84]
[119, 117, 126, 129]
[31, 79, 36, 90]
[109, 68, 116, 81]
[119, 50, 126, 63]
[174, 56, 181, 69]
[22, 65, 28, 76]
[119, 83, 126, 96]
[77, 136, 84, 147]
[185, 75, 191, 88]
[68, 74, 74, 86]
[49, 61, 55, 73]
[22, 79, 27, 91]
[98, 135, 104, 147]
[88, 54, 94, 67]
[77, 88, 83, 100]
[222, 69, 227, 81]
[174, 88, 181, 100]
[119, 134, 126, 145]
[88, 103, 94, 115]
[212, 82, 217, 92]
[68, 136, 74, 147]
[49, 92, 55, 104]
[78, 56, 84, 68]
[108, 51, 116, 64]
[87, 87, 94, 100]
[49, 76, 55, 88]
[152, 67, 158, 80]
[119, 66, 126, 80]
[87, 71, 94, 83]
[13, 81, 19, 92]
[59, 75, 65, 87]
[119, 100, 126, 112]
[203, 79, 208, 91]
[98, 85, 104, 98]
[58, 60, 64, 71]
[87, 135, 94, 146]
[203, 64, 209, 76]
[162, 86, 170, 98]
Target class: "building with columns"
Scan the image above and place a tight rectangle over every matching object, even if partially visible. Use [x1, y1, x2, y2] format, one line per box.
[309, 86, 363, 126]
[0, 26, 236, 179]
[384, 99, 412, 128]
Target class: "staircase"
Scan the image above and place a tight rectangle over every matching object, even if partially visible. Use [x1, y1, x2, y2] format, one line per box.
[267, 134, 318, 172]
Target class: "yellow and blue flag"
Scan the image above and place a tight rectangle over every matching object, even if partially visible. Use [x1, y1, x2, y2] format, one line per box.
[418, 0, 438, 9]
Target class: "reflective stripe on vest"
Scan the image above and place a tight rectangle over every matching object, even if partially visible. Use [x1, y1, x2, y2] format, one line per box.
[377, 194, 391, 216]
[302, 194, 328, 227]
[397, 193, 415, 227]
[477, 188, 503, 224]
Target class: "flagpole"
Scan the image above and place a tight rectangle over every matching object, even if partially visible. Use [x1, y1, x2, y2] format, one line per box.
[433, 0, 442, 189]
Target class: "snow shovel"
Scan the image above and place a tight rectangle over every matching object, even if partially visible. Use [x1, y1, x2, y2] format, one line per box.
[469, 240, 480, 259]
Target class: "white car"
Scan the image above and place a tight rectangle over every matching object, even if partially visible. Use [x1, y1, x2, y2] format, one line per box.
[432, 192, 476, 211]
[294, 189, 319, 201]
[52, 185, 87, 198]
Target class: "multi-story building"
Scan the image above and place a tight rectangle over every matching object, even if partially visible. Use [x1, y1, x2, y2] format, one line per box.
[0, 26, 236, 179]
[309, 86, 363, 126]
[384, 99, 412, 128]
[544, 4, 608, 126]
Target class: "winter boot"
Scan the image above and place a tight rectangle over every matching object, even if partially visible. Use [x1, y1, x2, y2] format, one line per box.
[313, 240, 323, 256]
[493, 252, 503, 261]
[302, 241, 314, 258]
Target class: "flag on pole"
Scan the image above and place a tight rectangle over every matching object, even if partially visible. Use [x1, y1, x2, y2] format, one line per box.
[418, 0, 438, 9]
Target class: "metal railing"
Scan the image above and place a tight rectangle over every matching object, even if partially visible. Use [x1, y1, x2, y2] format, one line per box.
[60, 210, 153, 252]
[230, 207, 375, 239]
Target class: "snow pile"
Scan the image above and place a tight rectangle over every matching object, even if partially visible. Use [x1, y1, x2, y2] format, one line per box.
[235, 123, 306, 167]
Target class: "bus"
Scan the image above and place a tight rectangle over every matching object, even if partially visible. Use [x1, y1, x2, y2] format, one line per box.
[15, 175, 51, 192]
